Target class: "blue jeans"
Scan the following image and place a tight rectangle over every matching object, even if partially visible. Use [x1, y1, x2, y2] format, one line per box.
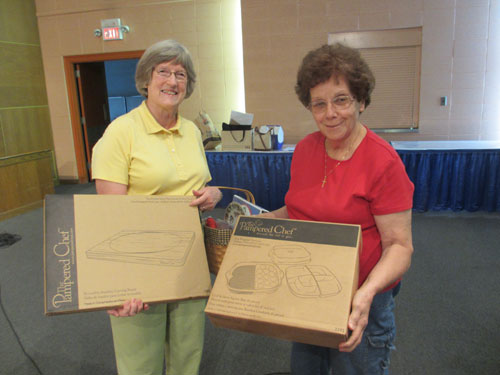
[291, 287, 397, 375]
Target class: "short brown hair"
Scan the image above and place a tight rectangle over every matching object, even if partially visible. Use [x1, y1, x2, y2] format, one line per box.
[295, 43, 375, 109]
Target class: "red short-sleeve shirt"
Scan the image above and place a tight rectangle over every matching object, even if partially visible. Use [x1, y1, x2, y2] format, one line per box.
[285, 128, 414, 288]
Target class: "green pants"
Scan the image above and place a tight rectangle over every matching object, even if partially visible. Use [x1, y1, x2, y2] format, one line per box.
[110, 298, 206, 375]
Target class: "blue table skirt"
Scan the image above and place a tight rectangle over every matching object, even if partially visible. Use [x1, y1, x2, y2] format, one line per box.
[398, 149, 500, 212]
[206, 151, 292, 211]
[206, 149, 500, 212]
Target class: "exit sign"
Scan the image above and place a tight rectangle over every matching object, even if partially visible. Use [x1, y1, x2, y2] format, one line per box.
[100, 18, 125, 41]
[103, 26, 122, 41]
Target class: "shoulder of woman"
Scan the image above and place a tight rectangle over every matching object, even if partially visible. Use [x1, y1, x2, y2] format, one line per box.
[103, 114, 138, 136]
[179, 115, 197, 129]
[178, 116, 203, 136]
[296, 131, 322, 150]
[362, 128, 401, 161]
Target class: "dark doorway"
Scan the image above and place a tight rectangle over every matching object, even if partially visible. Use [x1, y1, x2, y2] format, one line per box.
[75, 62, 109, 174]
[64, 51, 143, 183]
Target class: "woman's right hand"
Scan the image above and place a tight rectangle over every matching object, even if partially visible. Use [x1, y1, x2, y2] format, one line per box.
[107, 298, 149, 317]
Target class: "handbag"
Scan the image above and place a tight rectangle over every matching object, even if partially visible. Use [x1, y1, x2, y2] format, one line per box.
[194, 110, 221, 150]
[253, 125, 284, 151]
[221, 123, 254, 151]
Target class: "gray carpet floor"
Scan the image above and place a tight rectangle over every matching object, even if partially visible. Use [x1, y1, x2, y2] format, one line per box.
[0, 183, 499, 375]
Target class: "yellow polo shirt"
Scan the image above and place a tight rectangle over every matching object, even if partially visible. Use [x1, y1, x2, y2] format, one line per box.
[91, 101, 211, 196]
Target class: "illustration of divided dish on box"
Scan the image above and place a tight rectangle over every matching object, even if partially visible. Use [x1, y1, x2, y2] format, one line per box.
[205, 216, 361, 349]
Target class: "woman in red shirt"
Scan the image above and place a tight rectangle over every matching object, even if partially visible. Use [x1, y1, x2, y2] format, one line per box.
[262, 43, 414, 374]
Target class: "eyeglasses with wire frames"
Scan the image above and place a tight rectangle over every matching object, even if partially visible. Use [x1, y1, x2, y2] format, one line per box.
[309, 95, 355, 114]
[154, 67, 188, 82]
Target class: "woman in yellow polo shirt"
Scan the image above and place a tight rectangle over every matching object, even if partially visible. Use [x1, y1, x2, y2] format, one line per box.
[91, 39, 222, 375]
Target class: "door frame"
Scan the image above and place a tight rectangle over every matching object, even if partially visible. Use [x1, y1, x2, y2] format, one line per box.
[64, 50, 144, 183]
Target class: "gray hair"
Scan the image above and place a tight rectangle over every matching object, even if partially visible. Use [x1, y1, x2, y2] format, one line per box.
[135, 39, 196, 98]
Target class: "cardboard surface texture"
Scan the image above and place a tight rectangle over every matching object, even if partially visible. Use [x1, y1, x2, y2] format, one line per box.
[44, 194, 211, 315]
[205, 216, 361, 348]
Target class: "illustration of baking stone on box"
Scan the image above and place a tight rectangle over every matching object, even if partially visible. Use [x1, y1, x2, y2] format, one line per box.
[86, 230, 195, 266]
[226, 244, 342, 298]
[44, 194, 212, 315]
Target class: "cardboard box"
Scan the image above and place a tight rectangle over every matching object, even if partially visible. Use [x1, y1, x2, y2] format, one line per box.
[44, 194, 211, 315]
[205, 216, 361, 348]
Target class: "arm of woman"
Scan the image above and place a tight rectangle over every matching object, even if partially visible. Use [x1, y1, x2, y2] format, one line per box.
[190, 186, 223, 211]
[95, 179, 127, 195]
[338, 209, 413, 352]
[95, 179, 149, 317]
[258, 205, 289, 219]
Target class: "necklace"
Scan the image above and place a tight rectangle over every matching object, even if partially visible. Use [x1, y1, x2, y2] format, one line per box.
[321, 125, 363, 188]
[322, 146, 349, 188]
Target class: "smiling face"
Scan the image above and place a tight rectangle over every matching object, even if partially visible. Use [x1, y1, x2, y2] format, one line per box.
[146, 60, 187, 119]
[310, 75, 365, 147]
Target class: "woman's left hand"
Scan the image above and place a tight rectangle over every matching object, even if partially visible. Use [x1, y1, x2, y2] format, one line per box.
[338, 287, 374, 352]
[190, 186, 222, 211]
[339, 209, 413, 352]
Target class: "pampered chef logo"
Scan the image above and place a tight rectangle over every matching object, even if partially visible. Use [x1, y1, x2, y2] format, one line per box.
[51, 228, 74, 308]
[238, 219, 297, 239]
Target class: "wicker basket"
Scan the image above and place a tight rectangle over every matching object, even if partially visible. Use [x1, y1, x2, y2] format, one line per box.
[204, 186, 255, 275]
